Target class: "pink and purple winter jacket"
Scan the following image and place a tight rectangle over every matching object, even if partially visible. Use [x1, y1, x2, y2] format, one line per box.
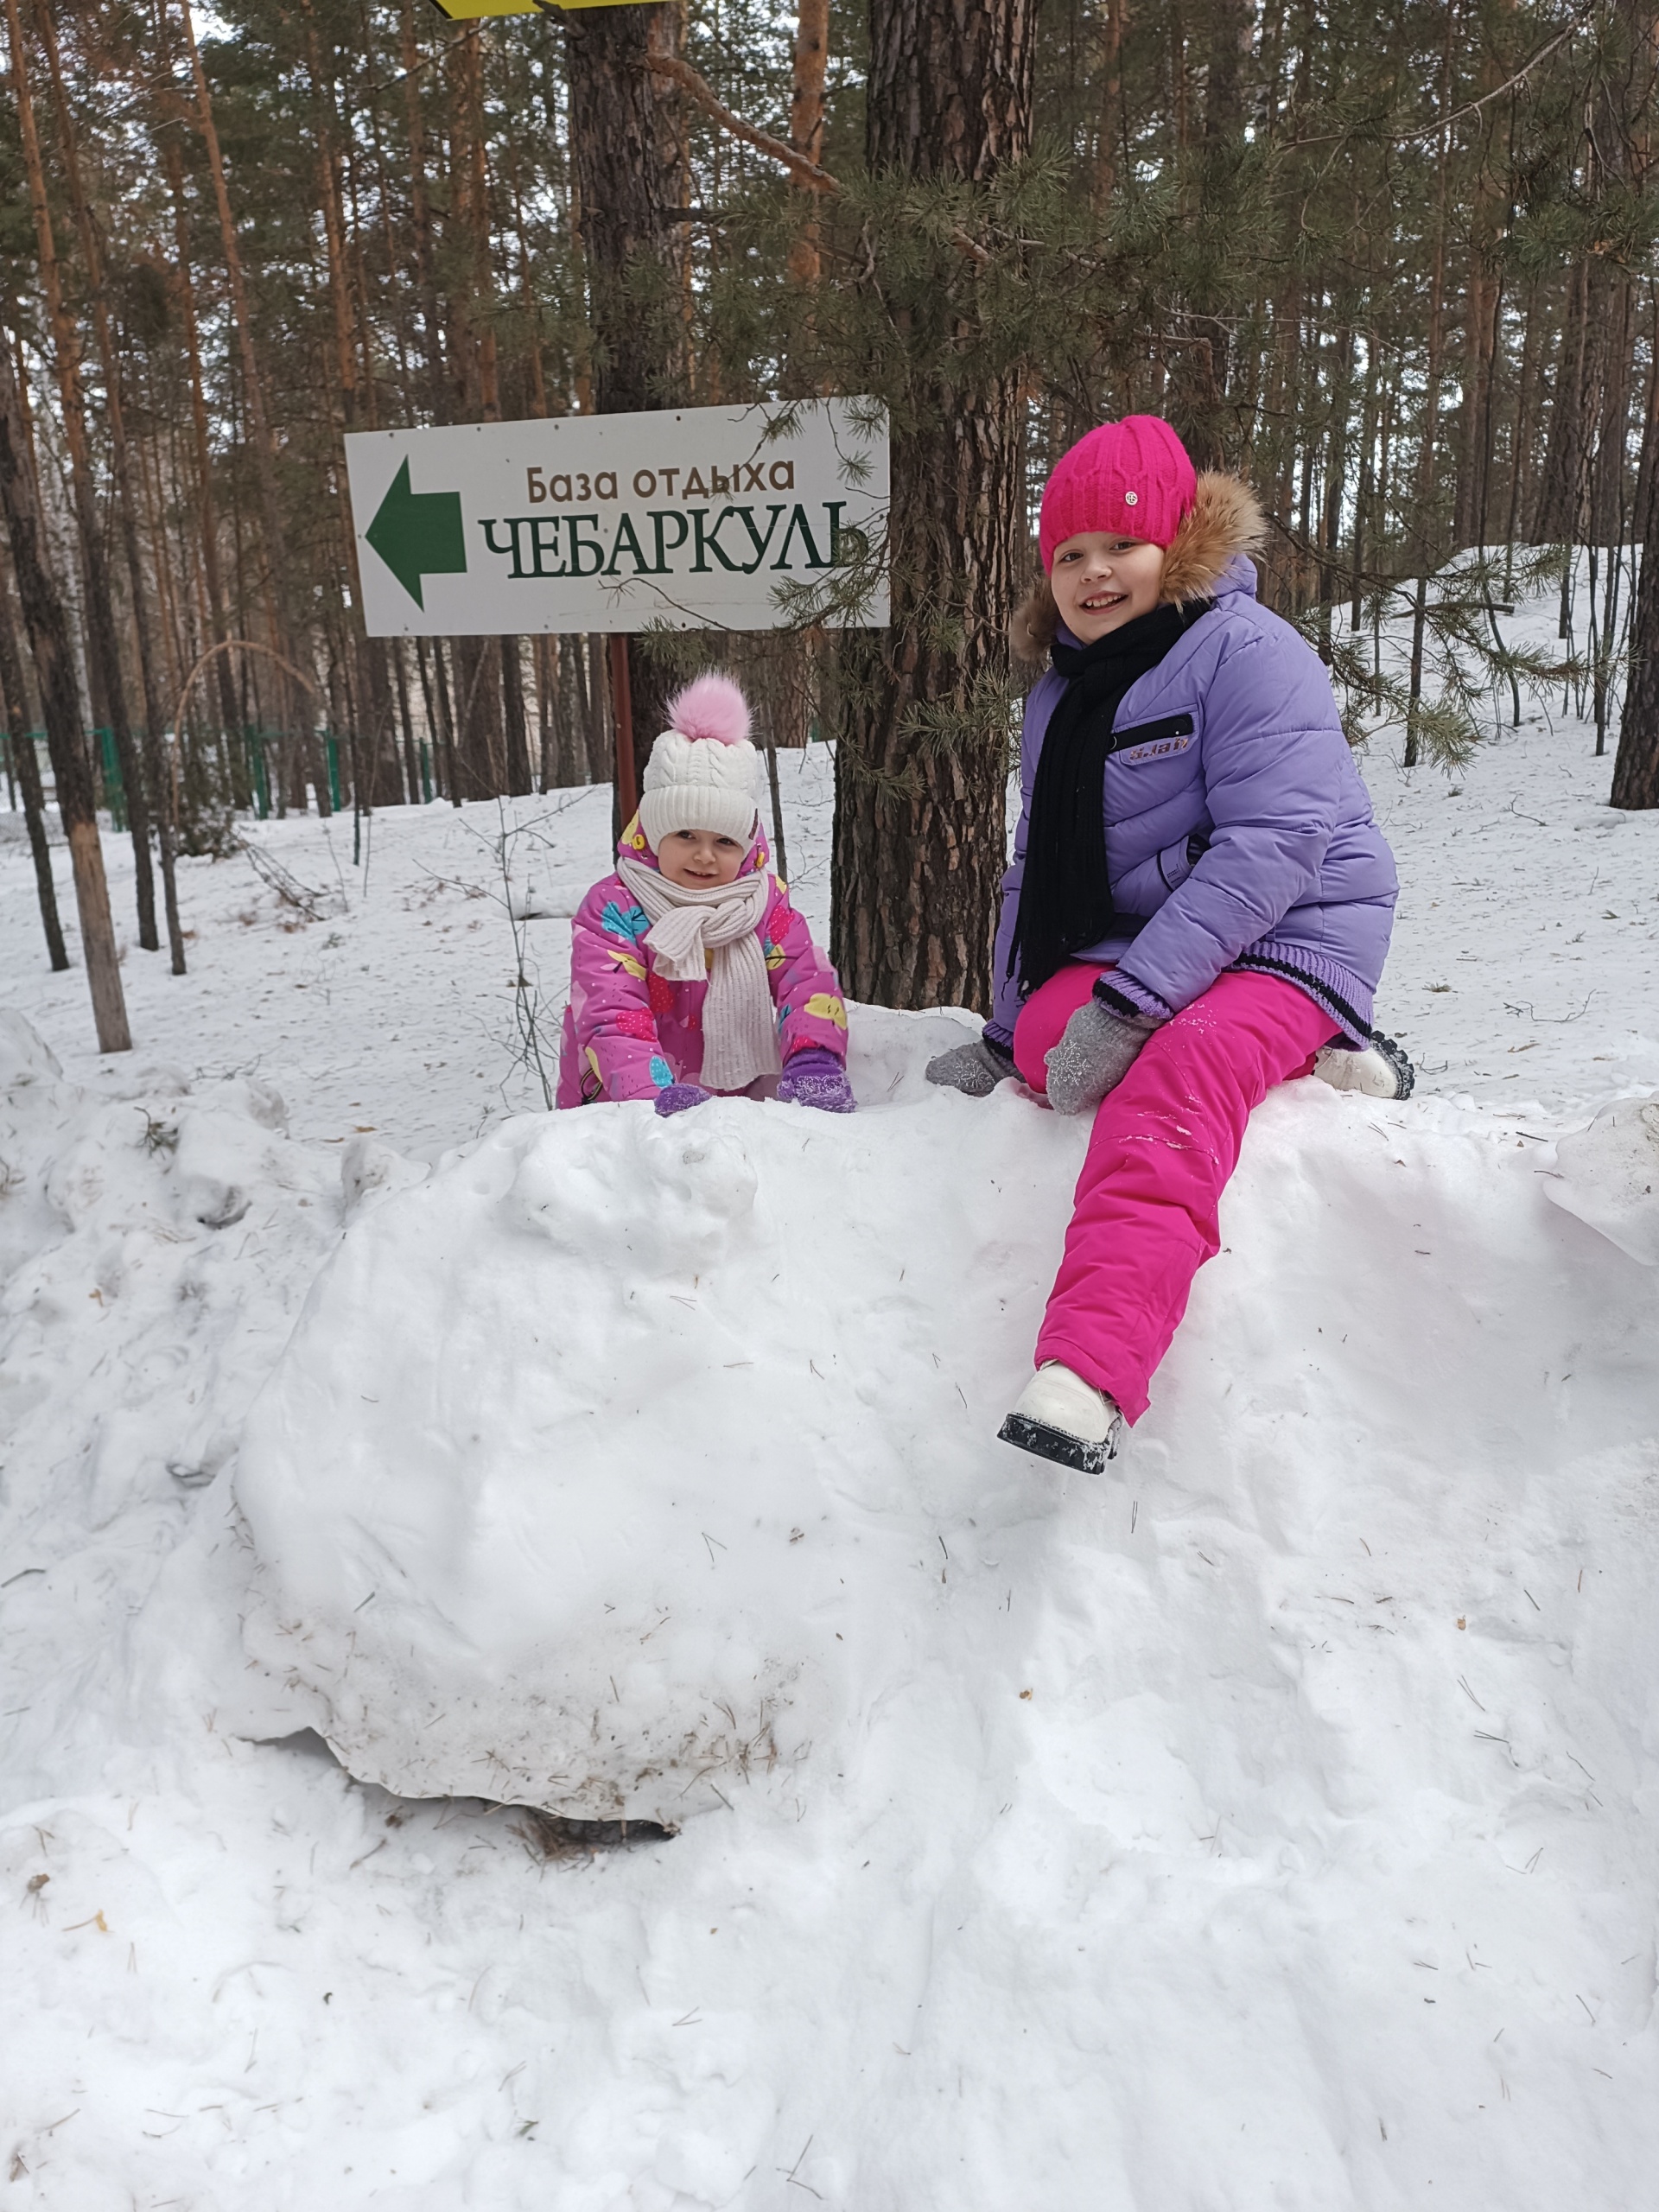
[991, 555, 1398, 1048]
[556, 817, 849, 1107]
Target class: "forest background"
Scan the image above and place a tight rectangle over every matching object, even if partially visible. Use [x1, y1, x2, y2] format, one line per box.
[2, 0, 1658, 1050]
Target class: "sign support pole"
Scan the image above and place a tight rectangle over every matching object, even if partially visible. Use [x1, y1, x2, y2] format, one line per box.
[607, 633, 637, 823]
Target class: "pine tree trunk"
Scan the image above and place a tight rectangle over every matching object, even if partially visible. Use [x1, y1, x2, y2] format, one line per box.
[787, 0, 830, 285]
[1533, 263, 1595, 543]
[398, 0, 446, 420]
[1611, 340, 1659, 809]
[1095, 0, 1126, 207]
[1405, 67, 1452, 770]
[535, 635, 556, 788]
[501, 637, 532, 795]
[563, 3, 688, 769]
[1452, 68, 1504, 550]
[7, 0, 159, 950]
[396, 645, 424, 801]
[35, 0, 186, 972]
[584, 634, 613, 783]
[830, 0, 1036, 1014]
[0, 321, 130, 1051]
[452, 636, 505, 797]
[162, 129, 244, 760]
[176, 0, 330, 813]
[0, 564, 66, 969]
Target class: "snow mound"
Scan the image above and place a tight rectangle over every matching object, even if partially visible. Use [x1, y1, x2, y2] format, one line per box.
[1546, 1092, 1659, 1264]
[235, 1008, 1070, 1822]
[238, 1020, 1659, 1843]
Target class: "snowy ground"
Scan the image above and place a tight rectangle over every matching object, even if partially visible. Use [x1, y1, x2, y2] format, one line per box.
[3, 591, 1659, 2209]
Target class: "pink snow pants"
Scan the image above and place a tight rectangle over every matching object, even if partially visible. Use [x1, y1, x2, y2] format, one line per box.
[1014, 963, 1337, 1423]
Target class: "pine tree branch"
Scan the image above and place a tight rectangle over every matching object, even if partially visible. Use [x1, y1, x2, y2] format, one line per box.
[640, 52, 992, 264]
[1281, 0, 1599, 151]
[642, 53, 841, 195]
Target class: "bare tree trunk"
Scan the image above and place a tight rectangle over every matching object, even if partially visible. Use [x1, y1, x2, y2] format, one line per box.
[6, 0, 158, 949]
[501, 636, 532, 795]
[0, 321, 130, 1050]
[584, 633, 613, 783]
[1405, 46, 1453, 771]
[175, 0, 331, 813]
[1318, 320, 1355, 658]
[430, 638, 462, 804]
[0, 560, 66, 968]
[831, 0, 1037, 1012]
[392, 642, 421, 801]
[399, 0, 447, 419]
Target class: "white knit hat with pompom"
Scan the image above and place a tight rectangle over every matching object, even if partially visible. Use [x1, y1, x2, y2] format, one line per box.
[639, 674, 760, 852]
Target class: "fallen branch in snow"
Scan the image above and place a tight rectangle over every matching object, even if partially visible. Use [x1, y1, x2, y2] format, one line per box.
[1503, 992, 1599, 1024]
[237, 836, 342, 923]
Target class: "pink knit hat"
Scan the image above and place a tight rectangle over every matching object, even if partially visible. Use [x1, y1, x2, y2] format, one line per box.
[1039, 416, 1198, 571]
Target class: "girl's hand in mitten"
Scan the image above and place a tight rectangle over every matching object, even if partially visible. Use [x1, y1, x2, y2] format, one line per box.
[1044, 995, 1160, 1116]
[925, 1033, 1016, 1097]
[778, 1047, 856, 1113]
[654, 1082, 711, 1117]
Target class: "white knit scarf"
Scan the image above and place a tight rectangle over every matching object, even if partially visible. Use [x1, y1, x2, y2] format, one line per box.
[615, 855, 779, 1092]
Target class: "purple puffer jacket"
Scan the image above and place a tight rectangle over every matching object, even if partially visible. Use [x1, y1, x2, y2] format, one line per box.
[991, 555, 1397, 1047]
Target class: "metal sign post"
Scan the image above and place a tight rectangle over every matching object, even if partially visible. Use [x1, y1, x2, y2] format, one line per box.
[607, 633, 637, 823]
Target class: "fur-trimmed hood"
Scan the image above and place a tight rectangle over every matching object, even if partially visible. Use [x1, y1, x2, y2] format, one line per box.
[1009, 471, 1267, 666]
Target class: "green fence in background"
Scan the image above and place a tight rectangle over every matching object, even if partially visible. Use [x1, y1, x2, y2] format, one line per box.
[93, 727, 128, 831]
[3, 726, 437, 823]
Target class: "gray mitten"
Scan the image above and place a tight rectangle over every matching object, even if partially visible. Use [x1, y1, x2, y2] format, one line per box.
[925, 1034, 1017, 1097]
[1044, 997, 1159, 1116]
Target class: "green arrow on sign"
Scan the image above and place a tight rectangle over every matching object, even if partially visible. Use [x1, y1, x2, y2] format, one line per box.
[364, 457, 466, 609]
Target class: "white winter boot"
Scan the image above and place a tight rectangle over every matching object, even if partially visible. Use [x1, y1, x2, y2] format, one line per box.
[998, 1363, 1122, 1474]
[1313, 1031, 1414, 1101]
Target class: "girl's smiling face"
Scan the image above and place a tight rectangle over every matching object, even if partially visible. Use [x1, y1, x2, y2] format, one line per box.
[658, 826, 747, 887]
[1049, 531, 1167, 642]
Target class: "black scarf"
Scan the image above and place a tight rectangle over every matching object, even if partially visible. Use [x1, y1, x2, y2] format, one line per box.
[1007, 600, 1213, 1000]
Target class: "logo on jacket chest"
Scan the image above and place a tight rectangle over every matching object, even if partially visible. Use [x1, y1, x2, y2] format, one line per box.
[1117, 733, 1193, 766]
[1108, 711, 1196, 768]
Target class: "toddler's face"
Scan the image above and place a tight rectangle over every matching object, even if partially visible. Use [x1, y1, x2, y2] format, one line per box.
[658, 828, 747, 887]
[1050, 531, 1167, 641]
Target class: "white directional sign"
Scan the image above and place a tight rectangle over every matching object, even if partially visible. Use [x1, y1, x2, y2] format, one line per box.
[345, 398, 888, 638]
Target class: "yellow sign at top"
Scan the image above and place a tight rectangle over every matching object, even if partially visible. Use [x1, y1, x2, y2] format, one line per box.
[427, 0, 654, 19]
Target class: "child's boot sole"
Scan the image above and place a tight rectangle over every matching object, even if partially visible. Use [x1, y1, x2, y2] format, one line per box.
[997, 1411, 1116, 1474]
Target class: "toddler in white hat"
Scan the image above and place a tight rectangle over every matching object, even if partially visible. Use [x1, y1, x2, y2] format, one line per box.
[557, 674, 855, 1115]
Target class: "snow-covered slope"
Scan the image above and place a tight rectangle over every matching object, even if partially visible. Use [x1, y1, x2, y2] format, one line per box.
[5, 980, 1659, 2205]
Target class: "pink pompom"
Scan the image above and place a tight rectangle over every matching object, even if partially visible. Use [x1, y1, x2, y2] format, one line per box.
[665, 671, 751, 747]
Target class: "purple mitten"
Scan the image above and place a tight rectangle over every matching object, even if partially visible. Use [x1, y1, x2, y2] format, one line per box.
[778, 1047, 856, 1113]
[654, 1082, 710, 1117]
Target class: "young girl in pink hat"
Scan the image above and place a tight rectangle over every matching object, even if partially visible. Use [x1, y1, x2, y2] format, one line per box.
[558, 673, 854, 1115]
[928, 416, 1408, 1471]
